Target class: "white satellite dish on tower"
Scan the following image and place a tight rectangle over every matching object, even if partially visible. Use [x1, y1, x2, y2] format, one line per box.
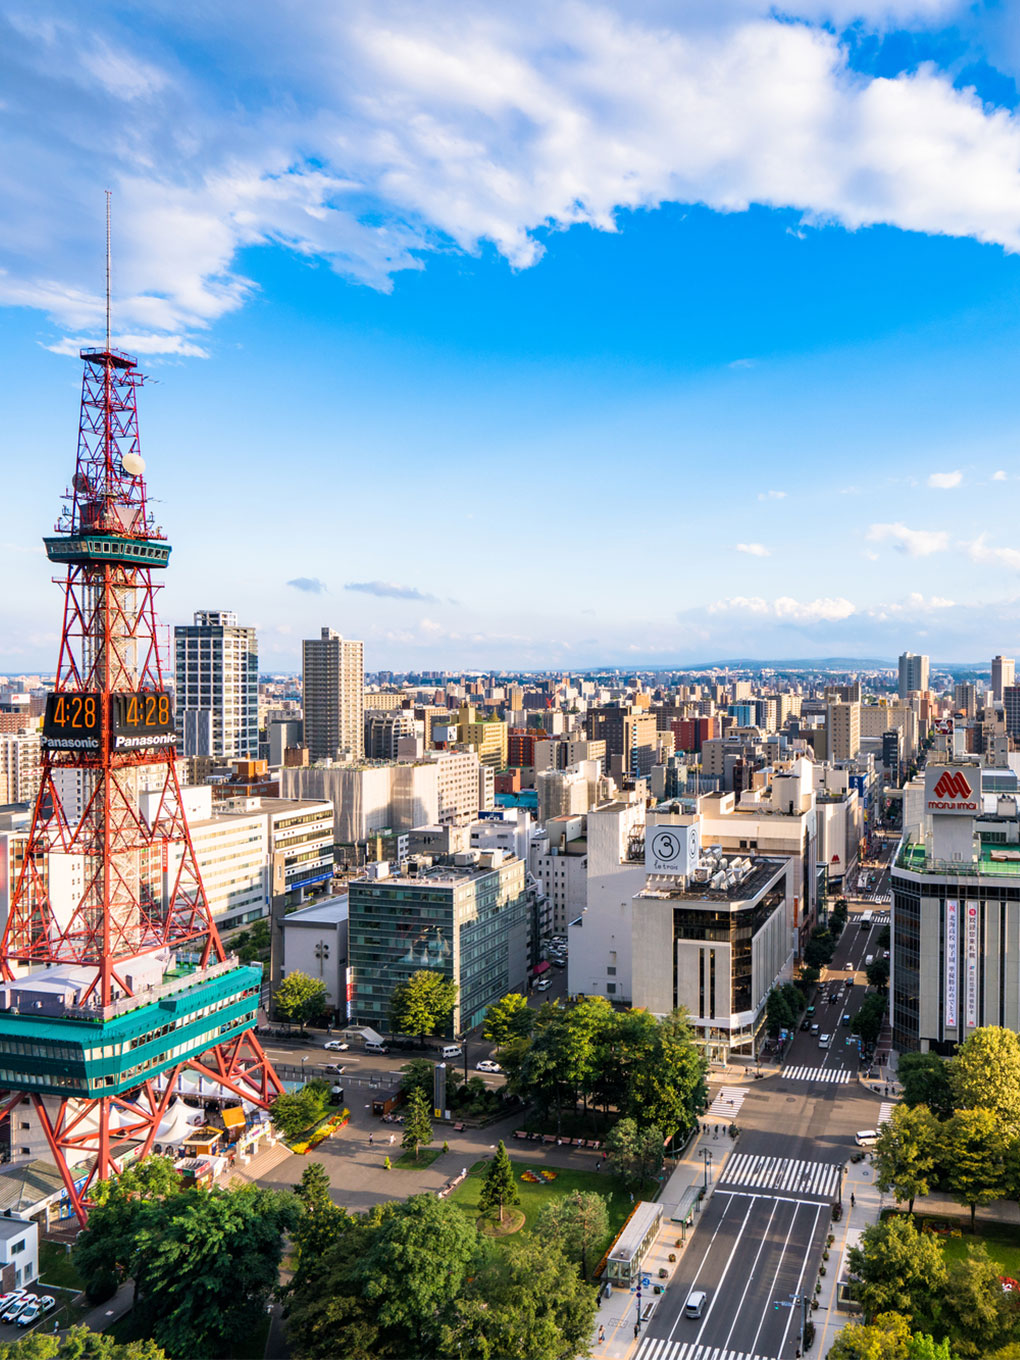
[121, 452, 145, 477]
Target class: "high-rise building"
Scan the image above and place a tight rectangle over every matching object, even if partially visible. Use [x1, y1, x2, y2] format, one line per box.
[302, 628, 365, 762]
[1004, 685, 1020, 740]
[827, 702, 861, 761]
[174, 610, 258, 758]
[898, 651, 929, 700]
[348, 853, 528, 1033]
[953, 682, 977, 720]
[992, 656, 1016, 703]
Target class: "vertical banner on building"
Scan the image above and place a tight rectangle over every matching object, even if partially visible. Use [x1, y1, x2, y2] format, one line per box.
[965, 901, 979, 1030]
[944, 898, 958, 1030]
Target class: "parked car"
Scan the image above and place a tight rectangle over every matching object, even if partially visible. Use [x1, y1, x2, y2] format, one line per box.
[37, 1297, 55, 1314]
[3, 1298, 28, 1324]
[535, 978, 552, 992]
[323, 1040, 349, 1051]
[16, 1299, 40, 1327]
[0, 1290, 24, 1312]
[476, 1060, 503, 1074]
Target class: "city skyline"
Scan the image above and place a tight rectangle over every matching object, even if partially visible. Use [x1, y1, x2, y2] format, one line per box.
[4, 2, 1020, 670]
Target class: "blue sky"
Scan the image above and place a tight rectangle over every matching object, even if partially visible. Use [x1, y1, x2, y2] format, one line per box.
[3, 0, 1020, 672]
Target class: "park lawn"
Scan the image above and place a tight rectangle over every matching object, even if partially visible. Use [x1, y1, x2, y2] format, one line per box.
[39, 1240, 85, 1293]
[449, 1159, 649, 1274]
[394, 1147, 444, 1169]
[941, 1223, 1020, 1279]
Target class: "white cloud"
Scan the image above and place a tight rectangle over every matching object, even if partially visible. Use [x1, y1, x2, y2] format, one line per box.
[708, 594, 857, 622]
[992, 469, 1008, 481]
[964, 534, 1020, 572]
[928, 470, 963, 489]
[3, 4, 1020, 347]
[735, 542, 770, 556]
[866, 521, 950, 556]
[757, 489, 787, 501]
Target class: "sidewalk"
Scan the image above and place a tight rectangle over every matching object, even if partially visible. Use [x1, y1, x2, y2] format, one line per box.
[593, 1128, 737, 1360]
[77, 1279, 135, 1333]
[813, 1153, 886, 1358]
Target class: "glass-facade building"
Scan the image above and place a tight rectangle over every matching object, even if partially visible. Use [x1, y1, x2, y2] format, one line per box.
[348, 855, 530, 1034]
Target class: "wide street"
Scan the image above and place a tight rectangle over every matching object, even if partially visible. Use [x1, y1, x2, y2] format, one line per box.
[631, 863, 896, 1360]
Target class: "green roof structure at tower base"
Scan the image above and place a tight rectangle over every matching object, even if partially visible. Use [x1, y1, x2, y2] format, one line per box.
[0, 964, 262, 1100]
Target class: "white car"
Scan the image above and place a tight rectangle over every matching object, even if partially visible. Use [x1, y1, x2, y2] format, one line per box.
[37, 1297, 54, 1315]
[323, 1040, 349, 1051]
[17, 1299, 40, 1327]
[3, 1299, 28, 1324]
[0, 1290, 24, 1312]
[476, 1060, 503, 1074]
[535, 978, 553, 991]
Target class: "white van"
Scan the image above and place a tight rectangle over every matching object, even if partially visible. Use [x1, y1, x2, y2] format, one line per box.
[439, 1045, 463, 1060]
[855, 1129, 879, 1146]
[365, 1040, 389, 1055]
[818, 1034, 831, 1049]
[684, 1289, 707, 1319]
[865, 954, 874, 967]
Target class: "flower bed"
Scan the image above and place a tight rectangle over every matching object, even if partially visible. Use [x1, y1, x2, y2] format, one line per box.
[290, 1109, 349, 1155]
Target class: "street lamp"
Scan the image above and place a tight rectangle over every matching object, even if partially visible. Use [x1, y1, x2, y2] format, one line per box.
[698, 1148, 713, 1190]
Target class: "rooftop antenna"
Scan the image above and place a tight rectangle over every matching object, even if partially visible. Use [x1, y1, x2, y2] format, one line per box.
[105, 188, 112, 351]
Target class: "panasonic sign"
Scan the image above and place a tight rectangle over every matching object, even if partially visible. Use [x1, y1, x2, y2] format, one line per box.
[925, 765, 979, 815]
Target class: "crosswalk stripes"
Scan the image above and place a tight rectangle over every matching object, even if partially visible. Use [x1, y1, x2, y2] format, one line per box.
[871, 912, 890, 924]
[706, 1086, 747, 1119]
[878, 1101, 895, 1126]
[633, 1339, 776, 1360]
[780, 1064, 851, 1084]
[718, 1152, 842, 1201]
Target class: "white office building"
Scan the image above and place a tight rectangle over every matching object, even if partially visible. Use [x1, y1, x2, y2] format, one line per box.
[174, 610, 258, 759]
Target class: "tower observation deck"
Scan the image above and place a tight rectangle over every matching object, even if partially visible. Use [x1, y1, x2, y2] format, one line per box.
[0, 344, 282, 1223]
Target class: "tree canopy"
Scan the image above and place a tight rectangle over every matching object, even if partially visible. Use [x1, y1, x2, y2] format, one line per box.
[275, 970, 328, 1028]
[848, 1216, 947, 1330]
[401, 1086, 434, 1161]
[483, 992, 533, 1046]
[478, 1141, 520, 1223]
[951, 1027, 1020, 1133]
[534, 1190, 608, 1279]
[74, 1161, 298, 1360]
[874, 1105, 940, 1213]
[389, 970, 459, 1039]
[0, 1329, 169, 1360]
[286, 1195, 480, 1360]
[898, 1052, 954, 1119]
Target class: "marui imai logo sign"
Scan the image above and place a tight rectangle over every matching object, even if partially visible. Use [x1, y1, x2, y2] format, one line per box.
[925, 766, 979, 814]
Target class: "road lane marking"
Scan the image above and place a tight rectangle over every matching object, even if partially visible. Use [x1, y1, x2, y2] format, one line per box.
[779, 1065, 851, 1084]
[719, 1196, 780, 1355]
[707, 1087, 747, 1119]
[719, 1155, 841, 1202]
[747, 1199, 806, 1358]
[634, 1344, 777, 1360]
[664, 1192, 744, 1344]
[694, 1198, 756, 1345]
[776, 1202, 822, 1359]
[878, 1101, 895, 1125]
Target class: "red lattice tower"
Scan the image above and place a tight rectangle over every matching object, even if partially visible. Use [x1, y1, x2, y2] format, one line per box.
[0, 335, 282, 1223]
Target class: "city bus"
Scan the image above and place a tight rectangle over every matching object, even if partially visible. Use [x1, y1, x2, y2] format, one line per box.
[859, 910, 873, 930]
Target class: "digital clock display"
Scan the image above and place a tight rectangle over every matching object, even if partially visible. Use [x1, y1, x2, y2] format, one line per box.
[110, 692, 175, 751]
[42, 692, 102, 751]
[41, 691, 176, 753]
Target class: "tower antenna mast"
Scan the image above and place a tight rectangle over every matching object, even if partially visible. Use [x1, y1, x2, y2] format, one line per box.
[105, 189, 112, 352]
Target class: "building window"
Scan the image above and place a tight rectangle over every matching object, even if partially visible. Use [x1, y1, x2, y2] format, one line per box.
[606, 983, 616, 994]
[606, 966, 616, 976]
[10, 1240, 24, 1256]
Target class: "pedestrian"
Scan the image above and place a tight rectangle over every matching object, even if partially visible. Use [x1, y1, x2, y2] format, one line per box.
[389, 1133, 395, 1145]
[598, 1324, 605, 1345]
[369, 1132, 374, 1146]
[850, 1192, 855, 1208]
[629, 1191, 634, 1204]
[634, 1323, 640, 1339]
